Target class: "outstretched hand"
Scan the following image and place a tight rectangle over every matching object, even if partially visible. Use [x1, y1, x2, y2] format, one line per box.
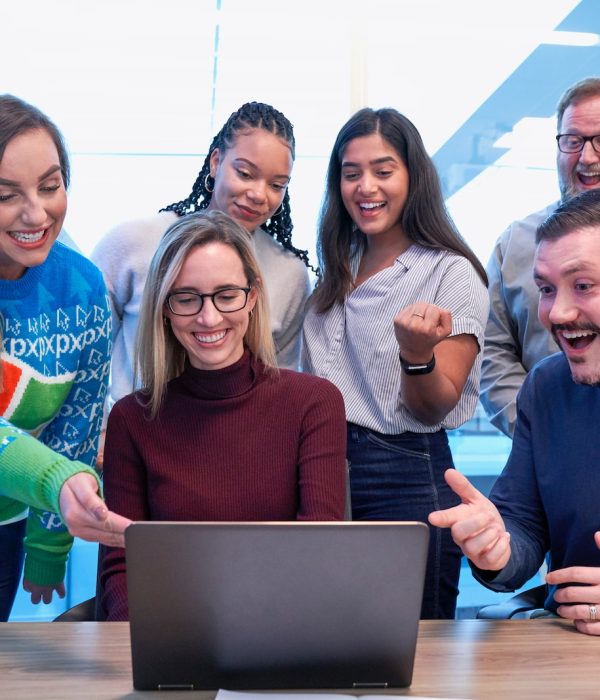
[59, 472, 131, 548]
[547, 531, 600, 636]
[428, 469, 511, 572]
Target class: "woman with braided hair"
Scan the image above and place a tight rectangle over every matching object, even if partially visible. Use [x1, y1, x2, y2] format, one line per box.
[92, 102, 312, 415]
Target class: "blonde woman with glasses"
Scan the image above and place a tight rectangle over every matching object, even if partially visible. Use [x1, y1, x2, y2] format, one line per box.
[99, 211, 346, 621]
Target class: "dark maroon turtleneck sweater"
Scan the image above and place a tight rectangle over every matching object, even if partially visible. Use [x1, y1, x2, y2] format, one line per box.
[100, 351, 347, 620]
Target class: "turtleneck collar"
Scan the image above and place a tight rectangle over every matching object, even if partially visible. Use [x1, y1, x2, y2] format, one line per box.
[177, 348, 259, 400]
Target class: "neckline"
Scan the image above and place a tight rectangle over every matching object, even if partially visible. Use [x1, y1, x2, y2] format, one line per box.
[179, 348, 259, 399]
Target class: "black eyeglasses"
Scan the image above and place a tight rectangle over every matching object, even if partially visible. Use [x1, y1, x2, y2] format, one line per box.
[556, 134, 600, 154]
[166, 287, 251, 316]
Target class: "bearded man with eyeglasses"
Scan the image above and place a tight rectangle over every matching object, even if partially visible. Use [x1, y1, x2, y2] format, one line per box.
[481, 77, 600, 438]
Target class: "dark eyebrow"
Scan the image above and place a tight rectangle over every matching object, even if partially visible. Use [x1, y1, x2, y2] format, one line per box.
[38, 165, 62, 182]
[0, 165, 62, 188]
[534, 263, 593, 281]
[233, 158, 290, 183]
[341, 156, 397, 168]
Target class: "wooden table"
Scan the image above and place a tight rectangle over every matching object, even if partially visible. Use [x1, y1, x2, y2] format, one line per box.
[0, 619, 596, 699]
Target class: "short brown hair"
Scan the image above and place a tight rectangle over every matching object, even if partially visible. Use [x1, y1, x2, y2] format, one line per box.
[537, 189, 600, 243]
[556, 77, 600, 130]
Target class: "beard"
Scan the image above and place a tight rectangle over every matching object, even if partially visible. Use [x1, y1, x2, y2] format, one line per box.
[552, 323, 600, 386]
[559, 169, 600, 203]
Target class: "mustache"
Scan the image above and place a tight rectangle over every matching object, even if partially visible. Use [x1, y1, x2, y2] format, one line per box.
[552, 323, 600, 335]
[576, 166, 600, 175]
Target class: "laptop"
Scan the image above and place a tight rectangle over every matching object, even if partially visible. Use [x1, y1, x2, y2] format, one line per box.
[125, 521, 429, 691]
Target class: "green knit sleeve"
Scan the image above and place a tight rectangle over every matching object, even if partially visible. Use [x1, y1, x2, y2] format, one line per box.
[23, 509, 73, 585]
[0, 419, 99, 513]
[0, 419, 102, 586]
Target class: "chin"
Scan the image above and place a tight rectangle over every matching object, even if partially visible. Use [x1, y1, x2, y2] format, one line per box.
[570, 369, 600, 387]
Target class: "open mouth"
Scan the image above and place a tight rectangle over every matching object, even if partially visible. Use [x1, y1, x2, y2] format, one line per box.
[577, 171, 600, 188]
[194, 330, 227, 344]
[359, 202, 386, 213]
[560, 329, 597, 350]
[8, 228, 48, 244]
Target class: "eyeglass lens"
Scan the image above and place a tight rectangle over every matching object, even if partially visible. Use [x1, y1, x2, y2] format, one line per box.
[168, 288, 248, 315]
[557, 134, 600, 153]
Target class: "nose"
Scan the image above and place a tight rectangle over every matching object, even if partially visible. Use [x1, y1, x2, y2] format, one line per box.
[195, 297, 223, 326]
[579, 139, 600, 166]
[21, 194, 46, 227]
[547, 290, 578, 326]
[358, 174, 377, 196]
[247, 180, 267, 204]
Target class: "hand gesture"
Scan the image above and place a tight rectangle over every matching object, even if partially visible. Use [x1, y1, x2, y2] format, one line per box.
[23, 579, 66, 605]
[394, 303, 452, 363]
[546, 531, 600, 636]
[428, 469, 511, 572]
[59, 472, 131, 548]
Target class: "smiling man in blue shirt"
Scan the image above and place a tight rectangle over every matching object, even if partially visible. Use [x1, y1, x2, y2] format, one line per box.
[431, 188, 600, 637]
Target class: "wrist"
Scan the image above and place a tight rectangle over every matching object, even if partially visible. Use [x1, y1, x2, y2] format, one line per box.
[399, 352, 436, 375]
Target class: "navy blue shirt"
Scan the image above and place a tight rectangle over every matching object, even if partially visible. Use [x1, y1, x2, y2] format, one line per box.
[473, 352, 600, 612]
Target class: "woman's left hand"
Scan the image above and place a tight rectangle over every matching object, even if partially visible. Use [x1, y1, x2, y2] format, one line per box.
[394, 303, 452, 362]
[547, 531, 600, 636]
[23, 580, 66, 605]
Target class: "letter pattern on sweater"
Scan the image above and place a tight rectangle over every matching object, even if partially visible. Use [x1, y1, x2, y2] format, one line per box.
[0, 242, 111, 585]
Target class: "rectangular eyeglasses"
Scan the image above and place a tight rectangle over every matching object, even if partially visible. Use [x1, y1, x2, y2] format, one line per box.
[166, 287, 251, 315]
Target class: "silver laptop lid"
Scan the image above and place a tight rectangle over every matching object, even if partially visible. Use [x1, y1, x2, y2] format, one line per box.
[126, 521, 429, 690]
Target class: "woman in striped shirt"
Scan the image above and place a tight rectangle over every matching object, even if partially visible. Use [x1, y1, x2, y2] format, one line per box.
[303, 107, 489, 619]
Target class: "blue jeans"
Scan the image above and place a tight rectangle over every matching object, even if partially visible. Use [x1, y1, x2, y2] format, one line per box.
[0, 518, 26, 621]
[347, 424, 461, 619]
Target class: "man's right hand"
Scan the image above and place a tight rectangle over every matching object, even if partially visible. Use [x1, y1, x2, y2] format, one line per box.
[428, 469, 511, 572]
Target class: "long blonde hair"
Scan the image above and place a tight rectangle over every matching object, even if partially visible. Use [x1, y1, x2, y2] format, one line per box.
[135, 210, 277, 417]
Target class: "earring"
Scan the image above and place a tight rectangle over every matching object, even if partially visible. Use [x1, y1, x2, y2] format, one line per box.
[163, 316, 169, 326]
[204, 174, 214, 193]
[272, 203, 283, 218]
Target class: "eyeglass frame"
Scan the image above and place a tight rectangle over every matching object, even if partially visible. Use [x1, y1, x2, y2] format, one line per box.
[556, 133, 600, 154]
[165, 287, 252, 316]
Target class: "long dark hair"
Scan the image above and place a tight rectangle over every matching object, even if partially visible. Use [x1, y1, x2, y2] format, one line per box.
[160, 101, 312, 269]
[311, 107, 487, 312]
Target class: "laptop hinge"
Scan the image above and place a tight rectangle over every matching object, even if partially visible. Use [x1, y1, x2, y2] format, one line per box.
[157, 684, 195, 690]
[353, 682, 389, 689]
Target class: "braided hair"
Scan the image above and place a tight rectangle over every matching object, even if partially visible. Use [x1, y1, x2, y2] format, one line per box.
[160, 102, 314, 270]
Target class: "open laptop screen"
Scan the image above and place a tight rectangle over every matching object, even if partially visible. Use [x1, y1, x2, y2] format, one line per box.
[126, 521, 429, 690]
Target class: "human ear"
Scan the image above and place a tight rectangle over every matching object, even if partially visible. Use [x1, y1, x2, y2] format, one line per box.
[247, 285, 258, 313]
[209, 148, 221, 179]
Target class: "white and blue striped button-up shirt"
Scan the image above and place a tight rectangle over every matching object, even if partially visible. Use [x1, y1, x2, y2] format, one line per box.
[302, 245, 489, 434]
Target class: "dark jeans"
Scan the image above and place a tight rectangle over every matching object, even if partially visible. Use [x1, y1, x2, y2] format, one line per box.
[347, 423, 461, 619]
[0, 518, 26, 621]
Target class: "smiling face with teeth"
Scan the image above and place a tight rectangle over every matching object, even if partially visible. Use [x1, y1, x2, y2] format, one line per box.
[0, 128, 67, 280]
[340, 133, 410, 250]
[535, 226, 600, 385]
[165, 241, 257, 372]
[557, 96, 600, 203]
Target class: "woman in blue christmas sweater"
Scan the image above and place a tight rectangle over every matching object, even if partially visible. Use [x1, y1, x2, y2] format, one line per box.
[0, 94, 111, 620]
